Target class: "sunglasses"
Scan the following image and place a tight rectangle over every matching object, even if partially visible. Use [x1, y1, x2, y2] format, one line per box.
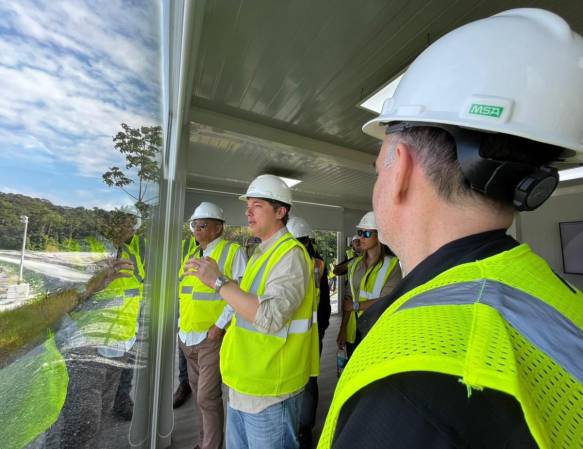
[357, 229, 376, 238]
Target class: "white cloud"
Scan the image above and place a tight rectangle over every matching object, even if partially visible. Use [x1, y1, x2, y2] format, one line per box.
[0, 0, 162, 180]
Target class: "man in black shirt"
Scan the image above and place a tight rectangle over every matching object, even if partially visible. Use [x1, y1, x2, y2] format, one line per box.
[334, 231, 538, 448]
[319, 8, 583, 449]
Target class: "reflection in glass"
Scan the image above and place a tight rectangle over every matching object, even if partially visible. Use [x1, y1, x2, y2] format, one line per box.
[0, 1, 162, 448]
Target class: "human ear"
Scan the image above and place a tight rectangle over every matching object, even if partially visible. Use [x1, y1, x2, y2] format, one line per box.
[391, 143, 414, 204]
[275, 206, 287, 220]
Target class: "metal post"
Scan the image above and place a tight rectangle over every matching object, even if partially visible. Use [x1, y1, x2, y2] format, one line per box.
[336, 231, 345, 314]
[19, 215, 28, 284]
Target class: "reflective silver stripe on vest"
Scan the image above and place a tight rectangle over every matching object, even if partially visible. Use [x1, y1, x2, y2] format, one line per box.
[358, 256, 393, 300]
[192, 292, 222, 301]
[371, 256, 393, 297]
[236, 315, 286, 338]
[217, 241, 233, 273]
[236, 315, 312, 338]
[236, 237, 308, 337]
[181, 286, 193, 294]
[247, 238, 294, 295]
[359, 290, 374, 300]
[125, 288, 140, 297]
[398, 279, 583, 384]
[91, 295, 124, 309]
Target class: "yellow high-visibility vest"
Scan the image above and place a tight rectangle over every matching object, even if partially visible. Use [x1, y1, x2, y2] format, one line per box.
[178, 239, 240, 333]
[1, 337, 68, 449]
[220, 232, 319, 396]
[72, 234, 146, 346]
[345, 255, 399, 343]
[181, 237, 198, 266]
[319, 244, 583, 449]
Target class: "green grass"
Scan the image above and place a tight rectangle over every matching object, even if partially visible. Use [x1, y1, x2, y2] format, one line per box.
[0, 288, 79, 364]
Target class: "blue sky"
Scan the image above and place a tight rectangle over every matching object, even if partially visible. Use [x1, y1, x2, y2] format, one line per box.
[0, 0, 162, 210]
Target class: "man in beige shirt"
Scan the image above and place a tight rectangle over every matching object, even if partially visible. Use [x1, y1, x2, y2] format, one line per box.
[187, 174, 316, 449]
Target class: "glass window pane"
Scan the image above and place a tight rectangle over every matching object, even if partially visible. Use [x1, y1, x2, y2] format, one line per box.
[0, 2, 163, 448]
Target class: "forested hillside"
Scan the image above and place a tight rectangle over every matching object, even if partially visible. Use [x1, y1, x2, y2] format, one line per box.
[0, 193, 112, 251]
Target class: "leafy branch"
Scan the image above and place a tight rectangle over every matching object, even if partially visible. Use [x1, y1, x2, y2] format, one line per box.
[103, 123, 162, 218]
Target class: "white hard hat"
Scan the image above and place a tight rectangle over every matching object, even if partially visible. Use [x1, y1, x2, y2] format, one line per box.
[118, 205, 142, 231]
[363, 8, 583, 162]
[190, 202, 225, 221]
[239, 174, 292, 206]
[356, 211, 377, 230]
[287, 216, 313, 239]
[119, 205, 140, 216]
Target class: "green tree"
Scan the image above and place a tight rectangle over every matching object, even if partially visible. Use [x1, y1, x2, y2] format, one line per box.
[313, 230, 338, 266]
[0, 193, 111, 251]
[102, 123, 162, 218]
[97, 209, 137, 248]
[223, 225, 253, 247]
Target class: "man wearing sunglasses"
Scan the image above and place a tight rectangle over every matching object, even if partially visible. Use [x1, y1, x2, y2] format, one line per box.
[178, 201, 247, 449]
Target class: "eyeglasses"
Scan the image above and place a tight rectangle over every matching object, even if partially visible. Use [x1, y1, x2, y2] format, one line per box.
[192, 222, 208, 230]
[357, 229, 376, 238]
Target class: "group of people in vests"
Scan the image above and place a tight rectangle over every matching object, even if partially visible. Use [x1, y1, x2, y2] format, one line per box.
[178, 175, 331, 449]
[5, 7, 583, 449]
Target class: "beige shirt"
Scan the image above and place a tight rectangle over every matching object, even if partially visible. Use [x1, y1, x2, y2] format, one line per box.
[229, 226, 309, 413]
[347, 255, 402, 300]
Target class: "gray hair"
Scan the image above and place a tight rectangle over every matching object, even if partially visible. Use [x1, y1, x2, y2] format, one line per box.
[389, 127, 505, 208]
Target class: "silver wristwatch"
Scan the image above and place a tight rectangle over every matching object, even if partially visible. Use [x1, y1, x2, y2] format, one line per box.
[214, 274, 230, 293]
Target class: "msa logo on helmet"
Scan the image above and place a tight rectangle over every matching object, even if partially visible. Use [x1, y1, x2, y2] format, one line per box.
[469, 103, 504, 118]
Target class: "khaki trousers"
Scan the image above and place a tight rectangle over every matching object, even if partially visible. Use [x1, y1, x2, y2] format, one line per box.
[179, 337, 224, 449]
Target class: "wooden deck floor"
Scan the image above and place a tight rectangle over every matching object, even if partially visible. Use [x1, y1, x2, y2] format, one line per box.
[170, 314, 341, 449]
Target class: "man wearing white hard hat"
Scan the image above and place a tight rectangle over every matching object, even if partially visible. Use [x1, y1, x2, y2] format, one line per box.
[319, 9, 583, 449]
[186, 175, 318, 449]
[336, 211, 400, 359]
[287, 216, 332, 449]
[178, 201, 247, 449]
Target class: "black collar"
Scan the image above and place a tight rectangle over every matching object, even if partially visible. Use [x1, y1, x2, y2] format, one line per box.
[359, 229, 519, 336]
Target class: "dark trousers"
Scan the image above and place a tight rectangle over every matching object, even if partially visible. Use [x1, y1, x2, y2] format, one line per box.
[299, 377, 319, 432]
[299, 338, 324, 448]
[346, 341, 357, 359]
[117, 364, 133, 395]
[178, 344, 189, 384]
